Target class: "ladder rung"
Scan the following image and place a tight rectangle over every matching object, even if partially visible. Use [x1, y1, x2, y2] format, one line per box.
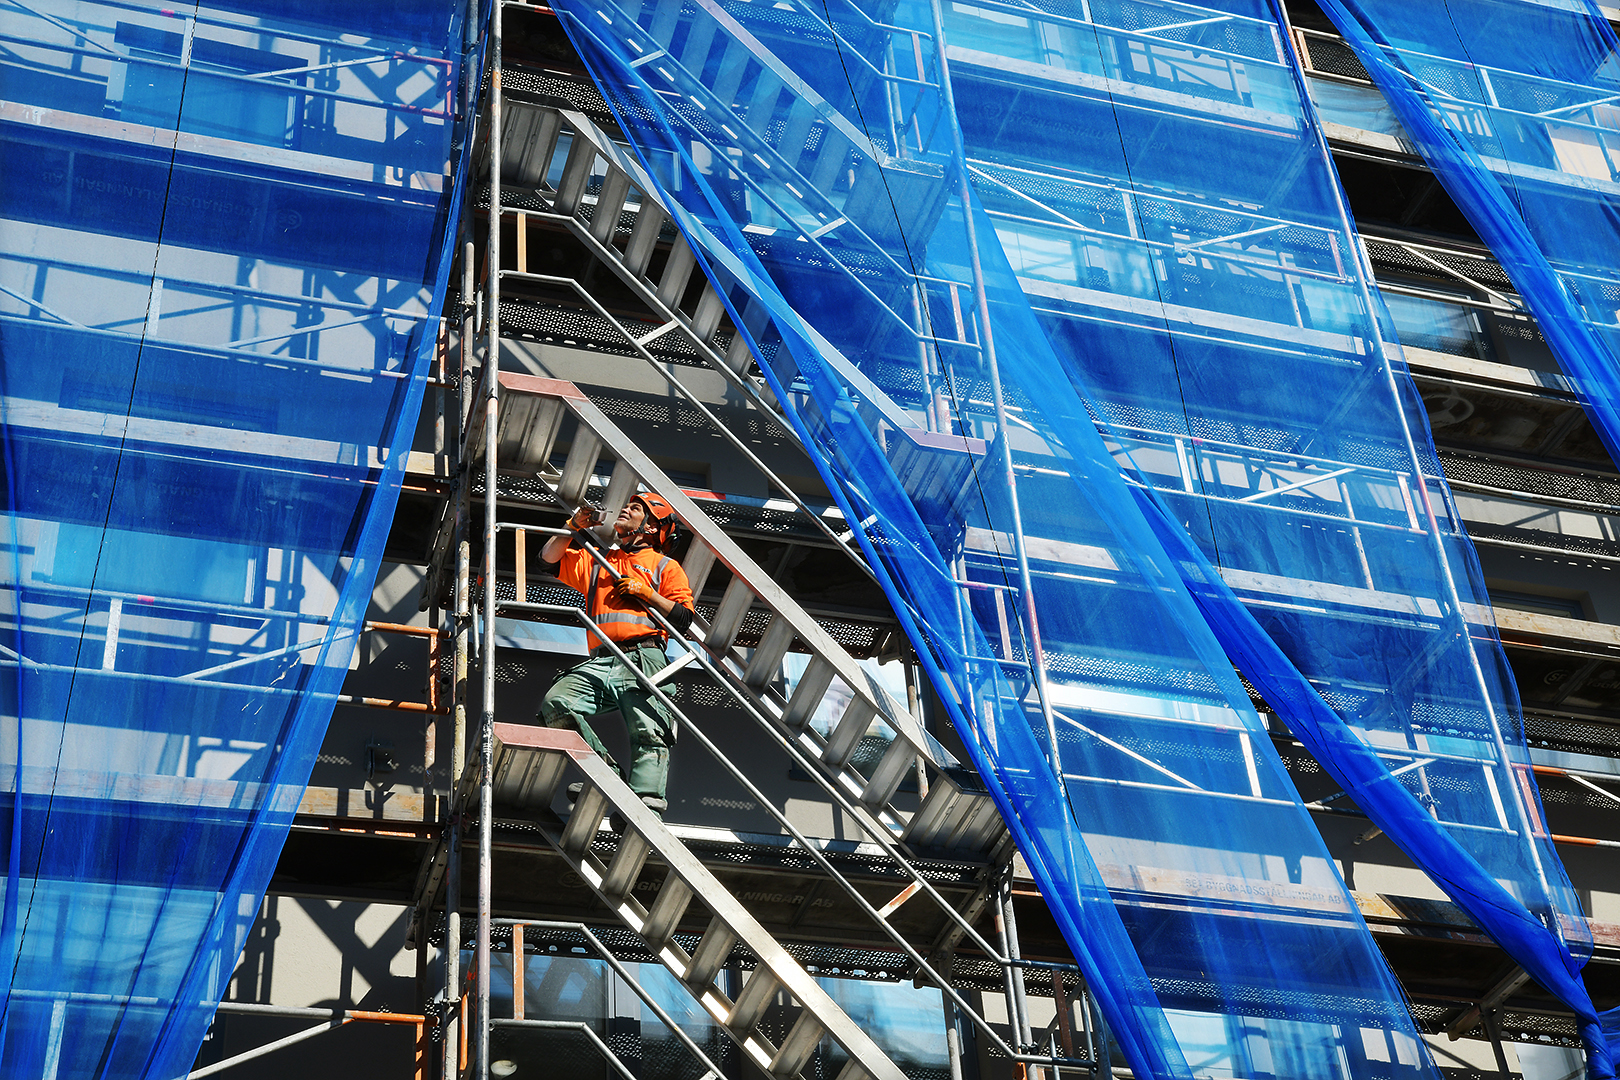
[745, 73, 782, 135]
[684, 913, 738, 987]
[556, 428, 604, 506]
[591, 168, 633, 243]
[601, 830, 652, 899]
[642, 876, 695, 947]
[561, 785, 609, 855]
[860, 737, 915, 810]
[834, 1061, 872, 1080]
[492, 739, 570, 808]
[649, 647, 700, 686]
[769, 1012, 826, 1080]
[623, 205, 667, 277]
[681, 540, 718, 598]
[647, 0, 682, 46]
[531, 109, 564, 188]
[732, 294, 766, 337]
[710, 43, 750, 107]
[724, 332, 754, 374]
[902, 775, 958, 846]
[678, 15, 718, 68]
[778, 98, 816, 164]
[706, 577, 755, 652]
[822, 698, 877, 769]
[727, 969, 781, 1037]
[783, 656, 835, 730]
[552, 134, 598, 217]
[690, 286, 726, 343]
[743, 614, 795, 688]
[504, 105, 562, 187]
[657, 242, 697, 307]
[809, 129, 850, 191]
[496, 395, 566, 469]
[956, 793, 1005, 851]
[603, 459, 639, 521]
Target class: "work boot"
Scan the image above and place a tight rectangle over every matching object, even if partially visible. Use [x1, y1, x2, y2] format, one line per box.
[609, 795, 668, 834]
[564, 778, 621, 804]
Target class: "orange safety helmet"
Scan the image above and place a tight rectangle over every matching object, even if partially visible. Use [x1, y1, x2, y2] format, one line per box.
[625, 492, 679, 552]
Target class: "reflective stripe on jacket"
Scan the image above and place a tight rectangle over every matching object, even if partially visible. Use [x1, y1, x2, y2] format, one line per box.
[556, 545, 694, 650]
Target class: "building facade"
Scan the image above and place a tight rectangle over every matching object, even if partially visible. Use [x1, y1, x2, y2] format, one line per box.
[7, 1, 1620, 1079]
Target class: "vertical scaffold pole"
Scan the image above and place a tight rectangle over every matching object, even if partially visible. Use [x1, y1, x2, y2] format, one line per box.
[1283, 5, 1555, 906]
[944, 999, 966, 1080]
[1002, 873, 1035, 1055]
[924, 0, 1059, 774]
[476, 0, 502, 1074]
[445, 237, 475, 1078]
[442, 0, 480, 1061]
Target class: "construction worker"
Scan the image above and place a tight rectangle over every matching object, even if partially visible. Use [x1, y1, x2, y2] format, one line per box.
[537, 492, 694, 818]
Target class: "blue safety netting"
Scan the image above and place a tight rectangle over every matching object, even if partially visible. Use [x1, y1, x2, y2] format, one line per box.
[1314, 0, 1620, 476]
[553, 1, 1442, 1077]
[0, 0, 475, 1074]
[1291, 0, 1620, 1069]
[921, 0, 1606, 1070]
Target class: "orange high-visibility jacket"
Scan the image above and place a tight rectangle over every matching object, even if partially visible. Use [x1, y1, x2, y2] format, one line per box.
[556, 545, 694, 651]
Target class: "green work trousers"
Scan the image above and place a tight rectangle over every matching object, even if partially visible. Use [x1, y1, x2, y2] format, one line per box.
[540, 639, 675, 802]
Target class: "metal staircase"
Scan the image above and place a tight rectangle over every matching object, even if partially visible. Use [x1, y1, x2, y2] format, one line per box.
[418, 361, 1077, 1080]
[477, 99, 989, 544]
[414, 364, 1035, 1067]
[411, 4, 1118, 1076]
[489, 724, 908, 1080]
[470, 373, 1003, 855]
[597, 0, 952, 249]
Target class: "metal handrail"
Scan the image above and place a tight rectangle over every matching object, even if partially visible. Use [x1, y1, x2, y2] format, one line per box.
[491, 594, 1087, 1068]
[0, 249, 433, 321]
[955, 0, 1286, 69]
[495, 266, 878, 574]
[564, 1, 951, 335]
[3, 2, 452, 116]
[1299, 24, 1620, 143]
[488, 919, 727, 1078]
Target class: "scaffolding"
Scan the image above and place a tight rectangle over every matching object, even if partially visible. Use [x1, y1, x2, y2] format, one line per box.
[411, 4, 1127, 1079]
[9, 0, 1620, 1076]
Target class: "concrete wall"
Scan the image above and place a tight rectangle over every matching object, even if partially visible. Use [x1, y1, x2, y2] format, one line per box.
[196, 897, 422, 1078]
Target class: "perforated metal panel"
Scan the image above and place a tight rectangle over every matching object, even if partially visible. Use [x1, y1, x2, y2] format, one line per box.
[1302, 33, 1372, 81]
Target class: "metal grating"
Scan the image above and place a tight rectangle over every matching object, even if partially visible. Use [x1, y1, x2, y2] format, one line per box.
[1303, 34, 1371, 81]
[1440, 451, 1620, 506]
[1464, 520, 1620, 561]
[1522, 712, 1620, 758]
[502, 64, 620, 128]
[1363, 237, 1517, 292]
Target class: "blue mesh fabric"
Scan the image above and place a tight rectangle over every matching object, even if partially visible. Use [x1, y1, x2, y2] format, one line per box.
[924, 0, 1607, 1070]
[552, 2, 1444, 1077]
[942, 0, 1602, 1058]
[0, 1, 476, 1073]
[1289, 0, 1620, 1070]
[1313, 0, 1620, 473]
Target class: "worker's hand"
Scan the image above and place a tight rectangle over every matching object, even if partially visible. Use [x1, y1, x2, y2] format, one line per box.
[569, 505, 600, 531]
[612, 576, 654, 602]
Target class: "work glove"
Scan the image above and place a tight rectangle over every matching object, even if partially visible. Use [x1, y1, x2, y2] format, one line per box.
[612, 576, 654, 602]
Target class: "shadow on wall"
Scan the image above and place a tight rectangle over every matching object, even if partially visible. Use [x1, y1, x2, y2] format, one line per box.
[229, 896, 417, 1010]
[191, 896, 422, 1078]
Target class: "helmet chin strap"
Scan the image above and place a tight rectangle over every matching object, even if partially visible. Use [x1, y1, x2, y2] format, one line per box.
[616, 522, 652, 551]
